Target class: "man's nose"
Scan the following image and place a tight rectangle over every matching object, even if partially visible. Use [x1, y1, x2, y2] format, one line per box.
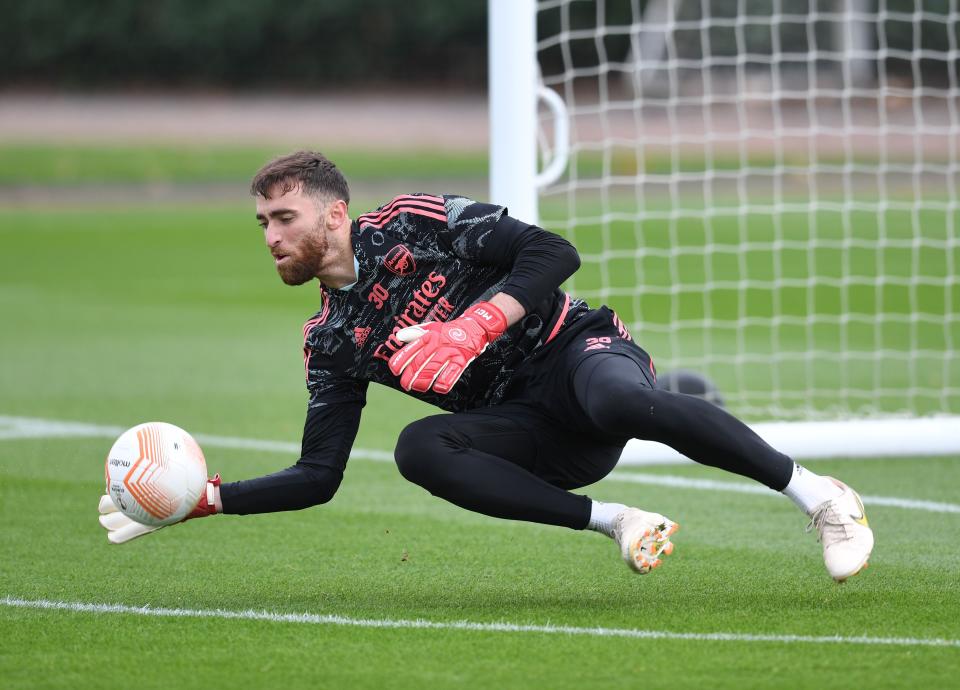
[265, 227, 282, 247]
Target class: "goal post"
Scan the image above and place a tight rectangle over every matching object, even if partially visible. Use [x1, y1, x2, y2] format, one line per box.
[488, 0, 540, 224]
[489, 0, 960, 461]
[489, 0, 571, 223]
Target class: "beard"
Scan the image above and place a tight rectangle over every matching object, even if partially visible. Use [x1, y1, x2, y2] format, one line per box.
[277, 221, 327, 286]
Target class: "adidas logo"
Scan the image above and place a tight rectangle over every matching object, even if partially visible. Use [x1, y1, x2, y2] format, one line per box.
[354, 327, 372, 348]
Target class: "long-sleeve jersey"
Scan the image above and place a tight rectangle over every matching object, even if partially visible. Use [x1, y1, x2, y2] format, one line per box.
[306, 194, 585, 413]
[219, 194, 588, 514]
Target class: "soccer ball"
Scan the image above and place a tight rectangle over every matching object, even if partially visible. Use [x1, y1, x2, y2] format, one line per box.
[104, 422, 208, 527]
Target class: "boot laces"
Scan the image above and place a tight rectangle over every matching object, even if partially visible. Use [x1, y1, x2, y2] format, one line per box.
[806, 502, 852, 544]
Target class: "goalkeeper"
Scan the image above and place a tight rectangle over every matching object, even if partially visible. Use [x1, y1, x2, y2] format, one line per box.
[99, 151, 874, 582]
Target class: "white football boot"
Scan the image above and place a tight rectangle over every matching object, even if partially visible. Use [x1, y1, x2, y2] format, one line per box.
[612, 508, 679, 574]
[807, 478, 874, 582]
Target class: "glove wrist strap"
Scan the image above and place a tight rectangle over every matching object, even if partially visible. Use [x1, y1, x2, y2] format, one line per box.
[186, 474, 222, 520]
[466, 301, 508, 338]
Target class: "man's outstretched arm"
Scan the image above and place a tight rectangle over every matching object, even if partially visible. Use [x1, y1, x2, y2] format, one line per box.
[219, 402, 362, 514]
[98, 403, 362, 542]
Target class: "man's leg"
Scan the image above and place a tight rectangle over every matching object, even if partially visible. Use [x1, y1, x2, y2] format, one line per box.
[393, 407, 595, 529]
[393, 405, 678, 574]
[572, 353, 874, 581]
[574, 353, 795, 489]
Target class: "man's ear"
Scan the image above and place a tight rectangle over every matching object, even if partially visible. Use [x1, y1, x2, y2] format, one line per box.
[326, 199, 349, 230]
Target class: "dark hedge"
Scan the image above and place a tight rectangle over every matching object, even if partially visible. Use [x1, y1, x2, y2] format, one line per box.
[0, 0, 488, 89]
[1, 1, 955, 90]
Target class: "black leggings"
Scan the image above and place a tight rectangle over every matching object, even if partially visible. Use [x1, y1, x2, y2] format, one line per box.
[394, 354, 793, 530]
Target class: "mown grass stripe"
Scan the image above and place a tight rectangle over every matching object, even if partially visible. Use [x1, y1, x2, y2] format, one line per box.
[2, 596, 958, 648]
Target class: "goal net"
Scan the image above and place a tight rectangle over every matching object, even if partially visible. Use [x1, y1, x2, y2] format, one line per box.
[530, 0, 959, 432]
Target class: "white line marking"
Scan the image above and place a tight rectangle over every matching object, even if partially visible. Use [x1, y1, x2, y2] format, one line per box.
[2, 597, 957, 648]
[2, 415, 957, 513]
[607, 472, 960, 514]
[0, 416, 125, 441]
[0, 415, 392, 462]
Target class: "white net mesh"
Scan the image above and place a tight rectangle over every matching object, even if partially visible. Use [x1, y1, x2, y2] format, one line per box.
[536, 0, 959, 421]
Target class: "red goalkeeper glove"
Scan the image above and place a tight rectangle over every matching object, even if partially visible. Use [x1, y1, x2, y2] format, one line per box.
[388, 301, 508, 394]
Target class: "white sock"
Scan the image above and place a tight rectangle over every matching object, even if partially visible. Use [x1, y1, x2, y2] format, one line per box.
[782, 463, 843, 515]
[587, 501, 627, 538]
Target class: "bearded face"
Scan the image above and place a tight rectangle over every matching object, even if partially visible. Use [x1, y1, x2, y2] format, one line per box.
[275, 216, 328, 285]
[256, 184, 345, 287]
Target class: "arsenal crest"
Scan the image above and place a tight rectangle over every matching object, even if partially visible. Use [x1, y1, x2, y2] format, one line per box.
[384, 245, 416, 276]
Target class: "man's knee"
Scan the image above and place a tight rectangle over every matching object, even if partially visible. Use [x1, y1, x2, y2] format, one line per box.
[394, 416, 459, 487]
[584, 377, 658, 433]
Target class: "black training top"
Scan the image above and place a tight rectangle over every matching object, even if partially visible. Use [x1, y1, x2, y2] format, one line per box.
[303, 194, 587, 413]
[291, 193, 588, 473]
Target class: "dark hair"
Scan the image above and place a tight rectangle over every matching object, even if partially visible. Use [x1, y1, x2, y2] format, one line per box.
[250, 150, 350, 204]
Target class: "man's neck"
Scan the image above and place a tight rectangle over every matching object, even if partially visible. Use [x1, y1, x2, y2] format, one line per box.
[317, 218, 357, 289]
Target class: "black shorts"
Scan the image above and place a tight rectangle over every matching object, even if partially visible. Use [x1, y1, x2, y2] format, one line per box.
[503, 306, 656, 431]
[449, 306, 658, 489]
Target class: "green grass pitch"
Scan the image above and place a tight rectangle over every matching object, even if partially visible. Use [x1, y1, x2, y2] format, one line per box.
[1, 192, 958, 688]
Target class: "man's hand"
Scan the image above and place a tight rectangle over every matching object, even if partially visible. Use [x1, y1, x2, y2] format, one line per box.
[98, 475, 221, 544]
[98, 495, 164, 544]
[388, 301, 508, 394]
